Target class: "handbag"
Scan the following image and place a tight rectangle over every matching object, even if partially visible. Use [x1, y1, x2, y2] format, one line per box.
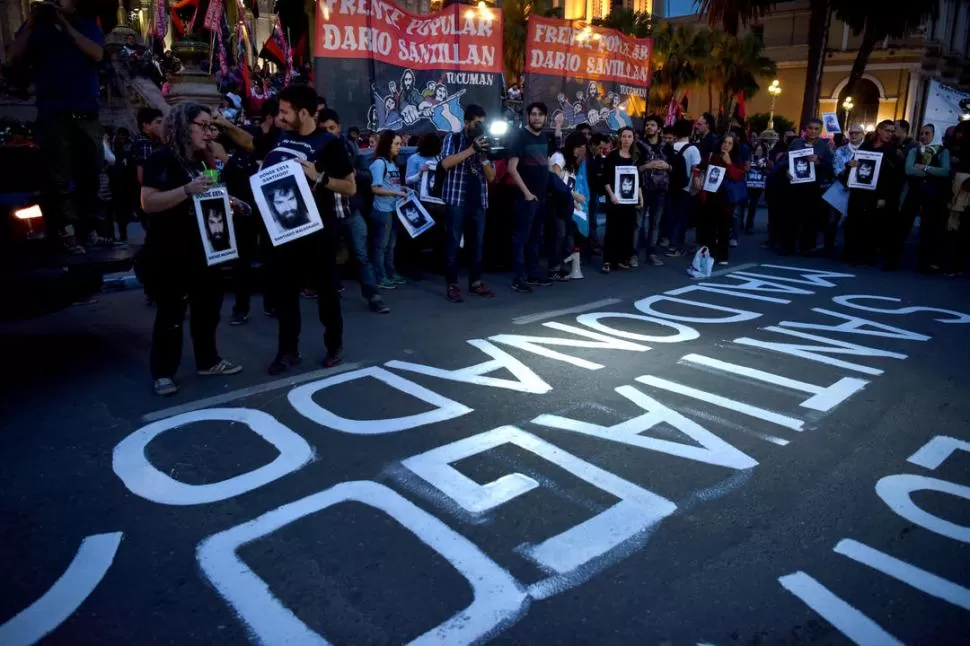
[723, 178, 747, 206]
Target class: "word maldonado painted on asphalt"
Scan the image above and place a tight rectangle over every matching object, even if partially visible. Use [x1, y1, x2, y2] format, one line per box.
[4, 263, 970, 646]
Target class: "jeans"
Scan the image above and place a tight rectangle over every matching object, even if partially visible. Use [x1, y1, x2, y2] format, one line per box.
[342, 212, 378, 298]
[445, 201, 486, 285]
[512, 195, 545, 281]
[369, 207, 397, 283]
[150, 267, 223, 379]
[745, 188, 763, 231]
[270, 234, 343, 356]
[667, 189, 691, 251]
[35, 110, 104, 238]
[635, 190, 666, 255]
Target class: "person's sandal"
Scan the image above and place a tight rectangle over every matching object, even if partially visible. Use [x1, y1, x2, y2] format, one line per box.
[197, 359, 242, 376]
[153, 377, 178, 396]
[601, 262, 611, 274]
[617, 261, 631, 270]
[59, 232, 86, 255]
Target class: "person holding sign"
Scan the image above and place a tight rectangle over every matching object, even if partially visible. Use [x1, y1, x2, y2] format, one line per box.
[780, 118, 833, 255]
[369, 131, 409, 290]
[260, 85, 357, 375]
[602, 127, 642, 273]
[842, 119, 903, 267]
[697, 132, 746, 264]
[139, 102, 243, 397]
[438, 104, 497, 303]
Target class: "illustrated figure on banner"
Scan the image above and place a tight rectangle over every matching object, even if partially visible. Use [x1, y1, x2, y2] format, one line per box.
[368, 69, 467, 132]
[551, 85, 632, 131]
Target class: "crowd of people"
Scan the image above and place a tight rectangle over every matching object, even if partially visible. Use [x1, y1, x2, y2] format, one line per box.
[7, 0, 970, 398]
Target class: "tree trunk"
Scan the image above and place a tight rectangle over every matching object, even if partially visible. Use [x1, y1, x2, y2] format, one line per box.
[799, 0, 832, 131]
[841, 26, 880, 106]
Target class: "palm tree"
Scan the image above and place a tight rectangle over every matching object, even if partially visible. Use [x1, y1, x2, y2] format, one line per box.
[591, 8, 654, 37]
[693, 27, 727, 112]
[835, 2, 934, 102]
[502, 0, 560, 84]
[718, 32, 777, 116]
[649, 21, 702, 112]
[695, 0, 775, 35]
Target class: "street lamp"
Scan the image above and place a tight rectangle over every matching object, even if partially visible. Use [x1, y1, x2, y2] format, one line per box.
[767, 80, 781, 129]
[842, 96, 854, 130]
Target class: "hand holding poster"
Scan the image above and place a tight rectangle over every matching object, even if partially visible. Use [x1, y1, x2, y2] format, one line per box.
[789, 148, 816, 184]
[847, 150, 883, 190]
[194, 186, 239, 266]
[524, 17, 651, 132]
[419, 163, 444, 205]
[315, 0, 503, 134]
[396, 193, 435, 238]
[614, 166, 639, 204]
[250, 160, 324, 246]
[703, 165, 725, 193]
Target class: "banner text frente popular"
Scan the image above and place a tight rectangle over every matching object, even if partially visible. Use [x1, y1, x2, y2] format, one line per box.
[315, 0, 502, 73]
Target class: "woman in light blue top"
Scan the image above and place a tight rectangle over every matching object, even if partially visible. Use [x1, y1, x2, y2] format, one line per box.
[369, 131, 407, 289]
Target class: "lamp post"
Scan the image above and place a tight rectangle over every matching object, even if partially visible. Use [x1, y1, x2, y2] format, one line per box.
[842, 96, 854, 130]
[767, 80, 781, 129]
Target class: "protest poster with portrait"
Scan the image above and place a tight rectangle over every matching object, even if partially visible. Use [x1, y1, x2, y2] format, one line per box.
[314, 0, 503, 135]
[419, 162, 445, 205]
[847, 150, 883, 190]
[250, 159, 323, 246]
[396, 193, 435, 238]
[523, 16, 652, 132]
[193, 186, 239, 266]
[789, 148, 816, 184]
[614, 166, 639, 205]
[703, 165, 726, 193]
[822, 112, 842, 135]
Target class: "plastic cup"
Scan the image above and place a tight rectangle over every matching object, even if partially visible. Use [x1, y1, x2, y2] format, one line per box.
[202, 169, 220, 184]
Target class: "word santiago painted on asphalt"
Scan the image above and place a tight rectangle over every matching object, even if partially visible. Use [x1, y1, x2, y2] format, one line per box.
[3, 264, 970, 646]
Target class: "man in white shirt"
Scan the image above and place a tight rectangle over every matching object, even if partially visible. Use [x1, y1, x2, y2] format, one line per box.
[666, 118, 701, 256]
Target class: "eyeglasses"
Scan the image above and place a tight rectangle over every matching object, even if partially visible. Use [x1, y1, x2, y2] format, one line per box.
[192, 120, 216, 131]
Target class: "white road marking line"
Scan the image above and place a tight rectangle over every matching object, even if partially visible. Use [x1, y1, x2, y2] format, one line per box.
[0, 532, 123, 646]
[704, 261, 759, 279]
[140, 362, 363, 423]
[513, 298, 623, 325]
[778, 571, 903, 645]
[834, 539, 970, 610]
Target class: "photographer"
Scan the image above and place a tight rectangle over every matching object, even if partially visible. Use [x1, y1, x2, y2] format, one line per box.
[438, 104, 496, 303]
[9, 0, 106, 254]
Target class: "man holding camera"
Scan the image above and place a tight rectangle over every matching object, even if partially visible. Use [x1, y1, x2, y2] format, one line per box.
[438, 104, 496, 303]
[9, 0, 106, 253]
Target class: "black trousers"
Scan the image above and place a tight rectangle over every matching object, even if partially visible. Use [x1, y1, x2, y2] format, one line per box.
[604, 204, 636, 264]
[270, 232, 343, 357]
[698, 196, 733, 261]
[782, 185, 822, 253]
[150, 267, 224, 380]
[845, 193, 895, 264]
[744, 188, 762, 231]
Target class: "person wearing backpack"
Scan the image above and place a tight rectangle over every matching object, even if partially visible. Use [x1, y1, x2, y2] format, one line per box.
[665, 119, 701, 257]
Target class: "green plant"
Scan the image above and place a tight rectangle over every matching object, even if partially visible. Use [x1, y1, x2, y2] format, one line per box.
[748, 112, 794, 134]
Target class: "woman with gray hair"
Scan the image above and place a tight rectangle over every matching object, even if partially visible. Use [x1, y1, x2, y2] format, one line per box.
[140, 101, 242, 396]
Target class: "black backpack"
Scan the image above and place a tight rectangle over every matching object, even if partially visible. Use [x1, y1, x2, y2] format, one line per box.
[669, 143, 696, 192]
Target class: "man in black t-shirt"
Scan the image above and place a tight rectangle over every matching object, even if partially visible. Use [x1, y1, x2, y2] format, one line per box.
[257, 85, 356, 374]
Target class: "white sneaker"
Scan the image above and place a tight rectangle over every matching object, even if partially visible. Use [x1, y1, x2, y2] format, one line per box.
[729, 239, 739, 248]
[629, 255, 640, 268]
[153, 377, 178, 396]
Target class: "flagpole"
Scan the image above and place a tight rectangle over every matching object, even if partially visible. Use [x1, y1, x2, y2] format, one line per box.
[209, 29, 216, 76]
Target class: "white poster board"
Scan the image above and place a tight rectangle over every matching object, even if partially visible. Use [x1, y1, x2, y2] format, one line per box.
[613, 166, 639, 205]
[923, 80, 970, 145]
[847, 150, 883, 191]
[822, 112, 842, 135]
[396, 193, 435, 238]
[193, 186, 239, 266]
[789, 148, 816, 184]
[419, 163, 445, 205]
[703, 165, 725, 193]
[250, 159, 323, 247]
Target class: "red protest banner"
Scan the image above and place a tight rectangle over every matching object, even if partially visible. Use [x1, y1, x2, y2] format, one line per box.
[203, 0, 223, 31]
[524, 16, 652, 88]
[314, 0, 503, 74]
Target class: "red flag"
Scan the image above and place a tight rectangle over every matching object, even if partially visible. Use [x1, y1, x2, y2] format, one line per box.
[736, 90, 746, 121]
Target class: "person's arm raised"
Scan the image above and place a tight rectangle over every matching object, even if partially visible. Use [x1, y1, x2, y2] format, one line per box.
[57, 11, 103, 62]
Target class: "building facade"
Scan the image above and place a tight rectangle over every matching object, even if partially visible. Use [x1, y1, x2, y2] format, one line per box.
[669, 0, 970, 130]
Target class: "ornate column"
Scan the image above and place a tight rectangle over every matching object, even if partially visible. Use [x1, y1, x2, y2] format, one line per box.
[165, 0, 221, 106]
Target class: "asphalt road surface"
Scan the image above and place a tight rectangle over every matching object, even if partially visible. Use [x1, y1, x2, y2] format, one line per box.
[2, 242, 969, 646]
